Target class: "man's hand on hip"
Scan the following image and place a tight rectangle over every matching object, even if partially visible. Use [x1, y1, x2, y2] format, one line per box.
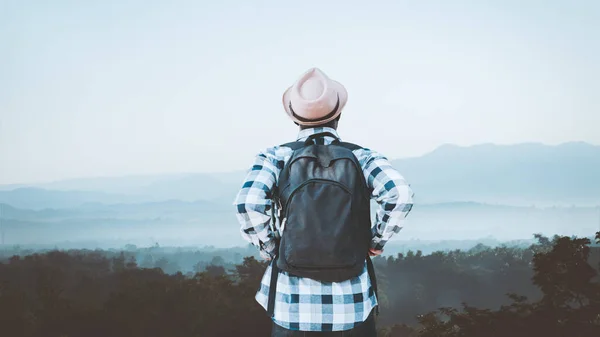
[369, 248, 383, 257]
[259, 239, 278, 261]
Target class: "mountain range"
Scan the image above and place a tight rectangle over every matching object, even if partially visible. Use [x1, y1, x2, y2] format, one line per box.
[390, 141, 600, 206]
[1, 141, 599, 210]
[1, 141, 599, 247]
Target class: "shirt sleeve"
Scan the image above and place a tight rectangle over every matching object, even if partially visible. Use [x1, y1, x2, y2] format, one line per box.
[233, 147, 281, 259]
[362, 150, 414, 251]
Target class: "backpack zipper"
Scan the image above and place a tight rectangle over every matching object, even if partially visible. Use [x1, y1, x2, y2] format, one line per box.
[283, 178, 352, 214]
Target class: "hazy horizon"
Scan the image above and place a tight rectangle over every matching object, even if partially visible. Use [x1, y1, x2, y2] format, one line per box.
[1, 139, 599, 248]
[1, 139, 597, 186]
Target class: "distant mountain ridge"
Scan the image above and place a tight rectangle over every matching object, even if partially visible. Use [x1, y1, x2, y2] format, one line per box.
[1, 141, 599, 209]
[0, 173, 243, 209]
[391, 141, 600, 205]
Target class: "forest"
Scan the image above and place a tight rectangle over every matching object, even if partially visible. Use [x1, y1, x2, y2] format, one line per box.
[0, 232, 599, 337]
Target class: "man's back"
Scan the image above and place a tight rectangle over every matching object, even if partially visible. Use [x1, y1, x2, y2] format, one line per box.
[233, 67, 413, 335]
[273, 131, 373, 283]
[234, 127, 414, 332]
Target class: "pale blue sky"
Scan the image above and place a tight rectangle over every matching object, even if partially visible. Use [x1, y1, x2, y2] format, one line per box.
[1, 0, 598, 184]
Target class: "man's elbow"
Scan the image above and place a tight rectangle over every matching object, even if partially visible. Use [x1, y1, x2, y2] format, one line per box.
[235, 202, 247, 215]
[396, 184, 414, 216]
[385, 184, 413, 213]
[233, 191, 252, 214]
[397, 182, 414, 203]
[382, 180, 412, 201]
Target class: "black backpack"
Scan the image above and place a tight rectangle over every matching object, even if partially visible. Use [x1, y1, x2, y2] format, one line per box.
[266, 131, 379, 316]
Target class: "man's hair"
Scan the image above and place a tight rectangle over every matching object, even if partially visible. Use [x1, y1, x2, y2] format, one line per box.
[297, 114, 341, 130]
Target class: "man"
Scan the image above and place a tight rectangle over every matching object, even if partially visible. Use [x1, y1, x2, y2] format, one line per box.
[234, 68, 414, 336]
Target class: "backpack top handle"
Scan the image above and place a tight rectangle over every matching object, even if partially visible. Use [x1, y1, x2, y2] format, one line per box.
[303, 132, 341, 145]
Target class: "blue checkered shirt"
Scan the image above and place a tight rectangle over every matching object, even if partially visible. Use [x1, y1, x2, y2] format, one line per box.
[233, 127, 414, 331]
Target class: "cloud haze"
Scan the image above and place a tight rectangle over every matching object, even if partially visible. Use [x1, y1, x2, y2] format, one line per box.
[1, 0, 598, 184]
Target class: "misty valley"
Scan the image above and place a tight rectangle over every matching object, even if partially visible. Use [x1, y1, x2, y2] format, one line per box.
[0, 200, 598, 250]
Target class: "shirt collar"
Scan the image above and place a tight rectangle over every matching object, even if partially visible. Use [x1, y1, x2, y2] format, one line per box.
[296, 127, 341, 142]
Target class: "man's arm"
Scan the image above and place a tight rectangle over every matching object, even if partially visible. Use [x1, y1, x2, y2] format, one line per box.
[362, 150, 414, 251]
[233, 148, 281, 260]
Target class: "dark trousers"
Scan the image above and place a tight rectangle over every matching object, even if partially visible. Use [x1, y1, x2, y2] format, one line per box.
[270, 310, 377, 337]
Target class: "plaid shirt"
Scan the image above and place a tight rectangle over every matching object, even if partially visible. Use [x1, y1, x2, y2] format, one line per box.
[233, 127, 414, 331]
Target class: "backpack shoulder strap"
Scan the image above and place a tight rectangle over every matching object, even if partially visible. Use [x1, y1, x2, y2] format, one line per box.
[366, 256, 380, 316]
[279, 141, 305, 151]
[266, 256, 279, 317]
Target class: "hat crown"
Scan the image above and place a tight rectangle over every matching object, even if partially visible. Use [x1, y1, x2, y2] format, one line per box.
[282, 68, 348, 126]
[299, 78, 325, 100]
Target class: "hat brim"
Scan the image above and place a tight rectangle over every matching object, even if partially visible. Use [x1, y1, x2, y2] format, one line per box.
[282, 79, 348, 126]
